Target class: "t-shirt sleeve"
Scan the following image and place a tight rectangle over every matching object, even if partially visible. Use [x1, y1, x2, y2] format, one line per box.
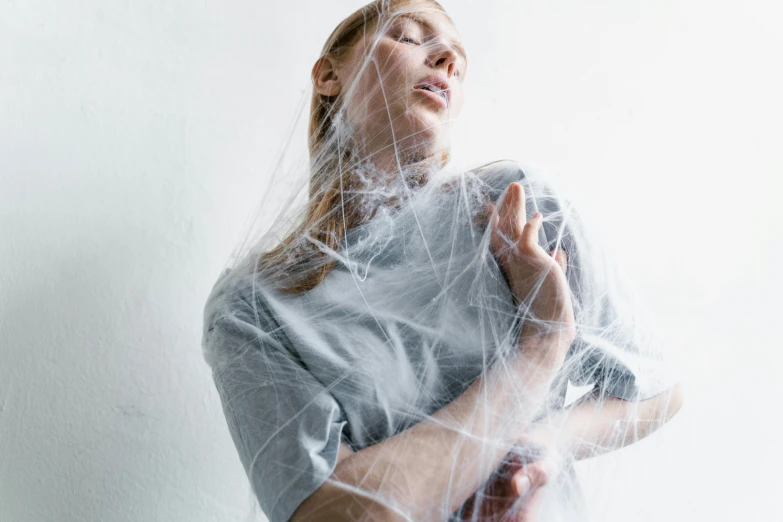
[476, 160, 677, 402]
[202, 292, 348, 522]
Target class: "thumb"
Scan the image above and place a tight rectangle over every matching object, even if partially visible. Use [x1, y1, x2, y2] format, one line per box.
[512, 461, 550, 497]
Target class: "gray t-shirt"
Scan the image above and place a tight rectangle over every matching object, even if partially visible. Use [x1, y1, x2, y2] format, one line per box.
[201, 161, 675, 522]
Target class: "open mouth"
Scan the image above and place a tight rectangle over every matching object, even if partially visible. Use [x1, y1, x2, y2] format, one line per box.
[415, 84, 449, 107]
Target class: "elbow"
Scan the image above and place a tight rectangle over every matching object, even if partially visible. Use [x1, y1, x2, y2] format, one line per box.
[659, 381, 685, 421]
[669, 381, 685, 417]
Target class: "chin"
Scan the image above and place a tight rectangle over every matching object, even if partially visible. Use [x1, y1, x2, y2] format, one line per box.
[400, 110, 447, 151]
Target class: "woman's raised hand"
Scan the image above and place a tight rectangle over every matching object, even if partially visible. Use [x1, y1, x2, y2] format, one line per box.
[488, 182, 576, 348]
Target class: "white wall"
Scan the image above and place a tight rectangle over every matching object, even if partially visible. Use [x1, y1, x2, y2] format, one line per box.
[1, 1, 780, 521]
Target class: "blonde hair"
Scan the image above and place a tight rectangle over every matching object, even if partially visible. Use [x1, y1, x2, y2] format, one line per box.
[260, 0, 452, 293]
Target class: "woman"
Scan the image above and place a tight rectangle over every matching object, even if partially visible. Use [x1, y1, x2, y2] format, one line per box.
[201, 1, 684, 521]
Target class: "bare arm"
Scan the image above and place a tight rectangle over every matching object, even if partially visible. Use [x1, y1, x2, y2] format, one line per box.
[291, 334, 573, 522]
[524, 382, 685, 462]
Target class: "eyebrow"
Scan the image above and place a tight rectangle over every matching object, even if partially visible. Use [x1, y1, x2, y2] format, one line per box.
[398, 14, 468, 63]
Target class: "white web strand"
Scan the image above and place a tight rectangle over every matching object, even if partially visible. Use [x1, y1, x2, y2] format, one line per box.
[201, 4, 680, 522]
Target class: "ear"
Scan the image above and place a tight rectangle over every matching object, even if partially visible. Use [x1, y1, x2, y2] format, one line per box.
[312, 56, 342, 97]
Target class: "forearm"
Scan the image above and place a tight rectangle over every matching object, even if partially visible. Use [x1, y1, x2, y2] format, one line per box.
[301, 335, 572, 522]
[525, 382, 685, 461]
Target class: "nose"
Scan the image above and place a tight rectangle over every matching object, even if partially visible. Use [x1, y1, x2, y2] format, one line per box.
[427, 41, 459, 78]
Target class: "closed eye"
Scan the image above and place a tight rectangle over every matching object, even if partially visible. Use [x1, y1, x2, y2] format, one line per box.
[399, 36, 419, 45]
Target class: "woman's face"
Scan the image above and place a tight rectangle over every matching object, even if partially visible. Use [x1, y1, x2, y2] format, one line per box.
[336, 9, 467, 168]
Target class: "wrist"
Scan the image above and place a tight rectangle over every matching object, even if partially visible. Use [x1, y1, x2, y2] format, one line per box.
[521, 414, 578, 460]
[517, 328, 574, 370]
[520, 321, 576, 344]
[510, 426, 569, 488]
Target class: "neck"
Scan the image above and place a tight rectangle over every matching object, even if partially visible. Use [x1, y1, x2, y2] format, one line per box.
[335, 113, 444, 175]
[361, 139, 442, 178]
[346, 151, 439, 224]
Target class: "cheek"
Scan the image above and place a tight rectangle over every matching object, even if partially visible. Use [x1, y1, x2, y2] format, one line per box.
[342, 41, 431, 131]
[371, 44, 418, 91]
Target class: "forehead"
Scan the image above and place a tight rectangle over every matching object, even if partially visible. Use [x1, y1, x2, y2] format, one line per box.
[394, 10, 459, 38]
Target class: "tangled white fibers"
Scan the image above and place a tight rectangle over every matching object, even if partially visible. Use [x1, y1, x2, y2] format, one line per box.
[201, 1, 681, 521]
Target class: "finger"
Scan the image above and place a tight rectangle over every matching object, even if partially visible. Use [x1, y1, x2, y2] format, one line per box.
[495, 187, 514, 243]
[551, 247, 568, 274]
[520, 212, 543, 251]
[513, 473, 532, 497]
[510, 184, 528, 240]
[498, 183, 526, 242]
[511, 463, 550, 496]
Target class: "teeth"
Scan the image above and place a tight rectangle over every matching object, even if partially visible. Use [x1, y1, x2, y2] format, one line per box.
[423, 85, 444, 95]
[419, 84, 448, 103]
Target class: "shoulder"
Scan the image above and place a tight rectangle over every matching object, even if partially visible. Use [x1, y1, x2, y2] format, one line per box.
[469, 159, 527, 194]
[200, 265, 304, 372]
[467, 159, 561, 206]
[202, 266, 282, 342]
